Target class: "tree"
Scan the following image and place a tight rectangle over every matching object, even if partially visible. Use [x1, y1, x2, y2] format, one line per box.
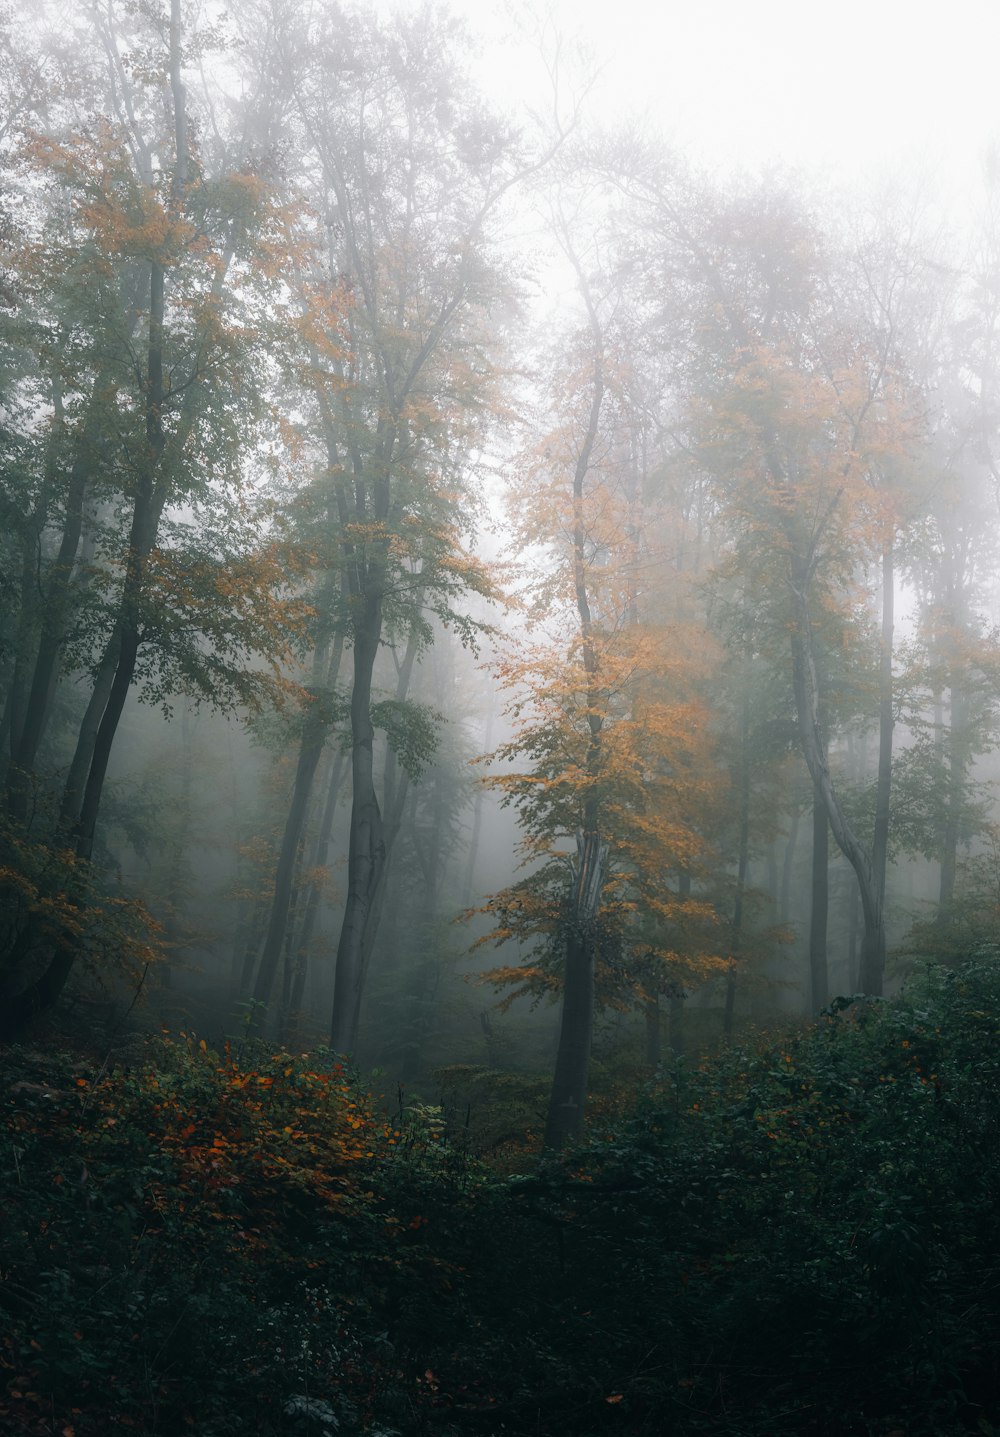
[266, 0, 535, 1053]
[890, 168, 1000, 924]
[0, 0, 305, 1034]
[642, 174, 922, 997]
[479, 221, 726, 1147]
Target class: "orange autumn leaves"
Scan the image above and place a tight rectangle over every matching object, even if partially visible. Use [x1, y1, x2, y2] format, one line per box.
[479, 619, 727, 1004]
[477, 322, 730, 1008]
[88, 1040, 392, 1234]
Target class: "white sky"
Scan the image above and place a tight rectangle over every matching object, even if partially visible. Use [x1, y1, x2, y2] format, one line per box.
[453, 0, 1000, 215]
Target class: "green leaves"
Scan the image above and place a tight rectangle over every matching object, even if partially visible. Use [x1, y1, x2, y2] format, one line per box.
[5, 962, 1000, 1433]
[371, 697, 441, 780]
[0, 1034, 455, 1434]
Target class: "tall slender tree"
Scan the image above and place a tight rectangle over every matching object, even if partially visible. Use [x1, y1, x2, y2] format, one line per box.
[261, 0, 535, 1052]
[0, 0, 305, 1034]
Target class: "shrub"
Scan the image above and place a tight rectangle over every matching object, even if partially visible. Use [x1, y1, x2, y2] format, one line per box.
[6, 958, 1000, 1434]
[0, 1035, 454, 1434]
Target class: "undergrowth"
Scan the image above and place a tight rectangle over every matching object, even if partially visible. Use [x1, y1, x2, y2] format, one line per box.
[4, 956, 1000, 1434]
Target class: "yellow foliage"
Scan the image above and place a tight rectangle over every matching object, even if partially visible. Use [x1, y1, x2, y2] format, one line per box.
[476, 316, 733, 1011]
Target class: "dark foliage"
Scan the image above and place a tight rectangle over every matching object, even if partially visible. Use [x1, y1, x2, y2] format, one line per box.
[5, 957, 1000, 1434]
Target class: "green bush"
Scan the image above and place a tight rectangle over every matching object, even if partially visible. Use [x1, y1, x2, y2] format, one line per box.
[419, 955, 1000, 1434]
[5, 958, 1000, 1434]
[0, 1035, 467, 1434]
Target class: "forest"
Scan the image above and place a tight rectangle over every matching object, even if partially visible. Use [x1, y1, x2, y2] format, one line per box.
[4, 0, 1000, 1432]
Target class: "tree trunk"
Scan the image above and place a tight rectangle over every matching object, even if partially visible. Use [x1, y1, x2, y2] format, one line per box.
[847, 872, 860, 990]
[159, 698, 194, 989]
[253, 630, 343, 1007]
[8, 309, 141, 816]
[724, 667, 752, 1041]
[542, 284, 606, 1152]
[862, 539, 894, 993]
[252, 703, 328, 1007]
[74, 396, 170, 856]
[462, 695, 495, 908]
[290, 747, 347, 1006]
[399, 772, 448, 1080]
[341, 615, 423, 1042]
[239, 889, 270, 998]
[4, 285, 166, 1028]
[4, 485, 55, 807]
[59, 634, 121, 828]
[330, 595, 385, 1052]
[668, 869, 691, 1059]
[788, 557, 888, 996]
[277, 838, 306, 1040]
[0, 942, 77, 1039]
[779, 812, 800, 927]
[809, 776, 829, 1011]
[938, 683, 965, 913]
[543, 830, 606, 1151]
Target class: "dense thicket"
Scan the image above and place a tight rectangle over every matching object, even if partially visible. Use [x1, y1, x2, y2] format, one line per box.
[4, 958, 1000, 1434]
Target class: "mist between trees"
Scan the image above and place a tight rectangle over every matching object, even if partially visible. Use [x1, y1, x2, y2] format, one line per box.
[4, 0, 1000, 1151]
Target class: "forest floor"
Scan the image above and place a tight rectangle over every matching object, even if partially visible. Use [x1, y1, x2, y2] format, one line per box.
[4, 957, 1000, 1436]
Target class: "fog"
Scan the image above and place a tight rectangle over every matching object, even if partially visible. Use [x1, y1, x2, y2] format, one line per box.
[5, 0, 1000, 1150]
